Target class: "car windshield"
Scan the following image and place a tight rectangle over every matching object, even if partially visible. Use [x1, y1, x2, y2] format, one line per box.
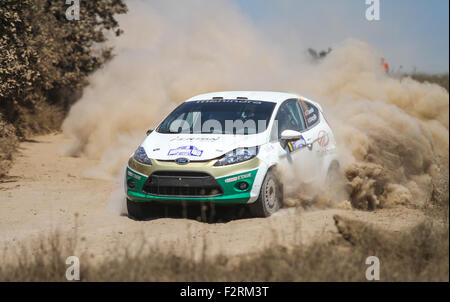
[157, 100, 276, 135]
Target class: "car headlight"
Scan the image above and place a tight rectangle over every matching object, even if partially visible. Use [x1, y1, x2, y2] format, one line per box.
[214, 147, 259, 166]
[133, 146, 152, 165]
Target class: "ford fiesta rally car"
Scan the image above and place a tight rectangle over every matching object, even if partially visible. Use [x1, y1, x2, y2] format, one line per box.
[125, 91, 338, 219]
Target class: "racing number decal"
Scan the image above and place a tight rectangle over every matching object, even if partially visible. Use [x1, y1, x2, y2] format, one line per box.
[317, 130, 329, 148]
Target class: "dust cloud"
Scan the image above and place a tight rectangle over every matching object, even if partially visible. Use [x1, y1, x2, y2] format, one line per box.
[61, 0, 449, 210]
[306, 41, 449, 209]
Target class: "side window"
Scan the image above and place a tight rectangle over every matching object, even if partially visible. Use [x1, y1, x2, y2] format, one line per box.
[300, 100, 320, 128]
[272, 99, 306, 139]
[293, 101, 307, 130]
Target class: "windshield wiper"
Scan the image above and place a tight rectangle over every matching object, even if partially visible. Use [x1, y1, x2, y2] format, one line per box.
[158, 128, 181, 134]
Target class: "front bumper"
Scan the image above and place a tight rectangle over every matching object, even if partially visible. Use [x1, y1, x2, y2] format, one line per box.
[126, 156, 261, 204]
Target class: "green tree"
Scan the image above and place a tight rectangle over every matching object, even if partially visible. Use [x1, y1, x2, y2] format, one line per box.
[0, 0, 127, 136]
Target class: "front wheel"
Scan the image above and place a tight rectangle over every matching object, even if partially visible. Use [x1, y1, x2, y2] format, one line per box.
[249, 170, 282, 217]
[127, 198, 147, 220]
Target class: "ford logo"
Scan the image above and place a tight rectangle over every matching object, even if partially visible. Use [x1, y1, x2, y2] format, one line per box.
[175, 157, 190, 165]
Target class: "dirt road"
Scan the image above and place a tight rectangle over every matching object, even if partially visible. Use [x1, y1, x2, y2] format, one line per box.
[0, 134, 426, 262]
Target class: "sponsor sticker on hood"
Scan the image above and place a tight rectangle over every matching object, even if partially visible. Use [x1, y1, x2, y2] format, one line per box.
[168, 146, 203, 157]
[143, 131, 269, 161]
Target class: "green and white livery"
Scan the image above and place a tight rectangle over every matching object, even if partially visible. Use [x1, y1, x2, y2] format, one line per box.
[125, 91, 338, 219]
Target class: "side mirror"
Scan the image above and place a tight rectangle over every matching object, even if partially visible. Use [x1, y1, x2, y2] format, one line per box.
[280, 129, 302, 141]
[146, 129, 153, 136]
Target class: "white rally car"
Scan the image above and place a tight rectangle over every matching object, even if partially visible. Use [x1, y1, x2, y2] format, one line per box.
[125, 91, 339, 219]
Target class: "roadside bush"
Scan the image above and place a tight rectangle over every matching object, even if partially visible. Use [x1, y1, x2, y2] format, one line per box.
[0, 0, 127, 137]
[1, 214, 447, 282]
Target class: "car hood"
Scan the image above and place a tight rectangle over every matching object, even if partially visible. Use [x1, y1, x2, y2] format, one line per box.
[141, 132, 269, 161]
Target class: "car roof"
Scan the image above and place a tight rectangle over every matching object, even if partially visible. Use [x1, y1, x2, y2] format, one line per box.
[185, 91, 321, 108]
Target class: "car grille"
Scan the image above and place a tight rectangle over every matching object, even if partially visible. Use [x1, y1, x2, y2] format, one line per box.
[142, 171, 223, 197]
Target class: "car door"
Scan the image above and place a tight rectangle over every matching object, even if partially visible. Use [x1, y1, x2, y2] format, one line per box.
[299, 98, 336, 181]
[271, 99, 316, 186]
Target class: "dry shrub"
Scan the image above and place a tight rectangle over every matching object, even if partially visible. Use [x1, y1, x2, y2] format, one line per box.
[0, 113, 18, 176]
[0, 231, 77, 282]
[1, 212, 447, 282]
[407, 73, 449, 93]
[0, 1, 127, 175]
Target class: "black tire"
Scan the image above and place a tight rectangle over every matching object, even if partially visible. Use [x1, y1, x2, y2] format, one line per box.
[127, 198, 147, 220]
[249, 170, 282, 217]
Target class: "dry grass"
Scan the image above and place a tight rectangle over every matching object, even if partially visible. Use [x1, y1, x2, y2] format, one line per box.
[1, 209, 448, 282]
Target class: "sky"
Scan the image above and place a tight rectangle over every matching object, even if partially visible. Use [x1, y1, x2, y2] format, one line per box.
[232, 0, 449, 73]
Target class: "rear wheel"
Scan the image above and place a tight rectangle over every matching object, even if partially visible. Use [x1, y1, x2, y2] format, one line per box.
[249, 170, 282, 217]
